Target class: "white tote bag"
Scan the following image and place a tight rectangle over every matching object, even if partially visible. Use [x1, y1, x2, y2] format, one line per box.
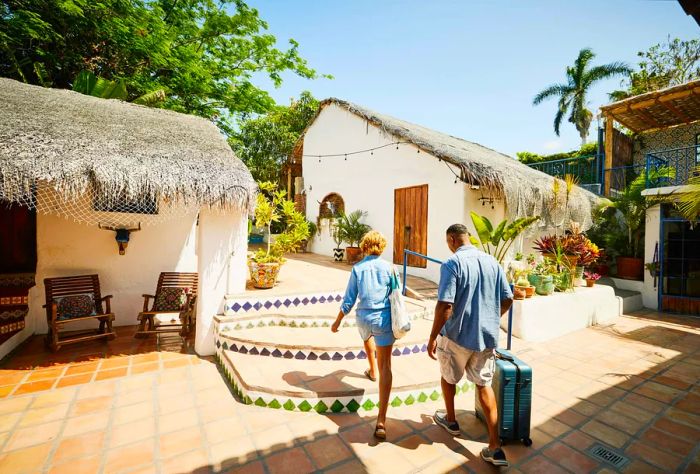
[390, 268, 411, 339]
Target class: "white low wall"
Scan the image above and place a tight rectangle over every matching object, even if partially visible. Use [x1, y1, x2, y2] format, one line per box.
[642, 205, 661, 310]
[502, 285, 621, 342]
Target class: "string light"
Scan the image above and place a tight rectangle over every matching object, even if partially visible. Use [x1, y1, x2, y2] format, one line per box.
[302, 141, 407, 159]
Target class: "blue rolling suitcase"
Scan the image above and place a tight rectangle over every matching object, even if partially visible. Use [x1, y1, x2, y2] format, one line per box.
[475, 305, 533, 446]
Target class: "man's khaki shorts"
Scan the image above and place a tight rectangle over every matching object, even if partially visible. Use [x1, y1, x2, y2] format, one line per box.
[436, 335, 495, 387]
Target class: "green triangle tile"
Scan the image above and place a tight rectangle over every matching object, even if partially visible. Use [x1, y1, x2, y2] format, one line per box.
[243, 395, 252, 404]
[430, 390, 440, 401]
[234, 324, 242, 330]
[268, 399, 282, 409]
[289, 321, 298, 328]
[404, 394, 416, 406]
[283, 400, 296, 411]
[311, 322, 319, 327]
[346, 399, 360, 412]
[298, 400, 312, 412]
[254, 397, 266, 407]
[314, 401, 328, 413]
[362, 399, 375, 411]
[257, 321, 265, 327]
[322, 321, 330, 327]
[330, 400, 344, 413]
[391, 396, 403, 407]
[418, 392, 428, 403]
[246, 323, 254, 329]
[222, 342, 229, 350]
[300, 322, 308, 328]
[279, 320, 287, 326]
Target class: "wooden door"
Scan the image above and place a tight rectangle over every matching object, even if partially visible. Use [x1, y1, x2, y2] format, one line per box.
[393, 185, 428, 268]
[0, 203, 36, 273]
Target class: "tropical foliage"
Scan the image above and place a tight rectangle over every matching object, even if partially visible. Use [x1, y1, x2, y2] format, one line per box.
[516, 143, 598, 165]
[230, 91, 318, 182]
[0, 0, 326, 134]
[335, 210, 371, 248]
[469, 212, 539, 264]
[610, 37, 700, 101]
[251, 182, 310, 264]
[533, 48, 630, 144]
[676, 167, 700, 222]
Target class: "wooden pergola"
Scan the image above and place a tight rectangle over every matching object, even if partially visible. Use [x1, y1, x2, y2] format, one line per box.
[600, 79, 700, 195]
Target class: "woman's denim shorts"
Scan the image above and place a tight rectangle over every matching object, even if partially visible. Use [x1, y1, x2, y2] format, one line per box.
[356, 311, 395, 347]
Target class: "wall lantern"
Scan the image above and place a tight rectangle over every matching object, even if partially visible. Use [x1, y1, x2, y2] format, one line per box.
[98, 223, 141, 255]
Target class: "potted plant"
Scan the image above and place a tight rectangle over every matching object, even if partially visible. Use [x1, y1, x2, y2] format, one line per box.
[469, 212, 539, 264]
[532, 261, 555, 295]
[584, 271, 601, 287]
[336, 210, 371, 264]
[300, 220, 318, 253]
[248, 182, 310, 289]
[331, 219, 346, 262]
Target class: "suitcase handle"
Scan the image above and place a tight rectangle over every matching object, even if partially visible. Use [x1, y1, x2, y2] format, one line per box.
[495, 349, 514, 362]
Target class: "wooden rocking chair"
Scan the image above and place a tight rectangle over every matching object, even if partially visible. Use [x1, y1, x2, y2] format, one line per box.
[43, 274, 116, 352]
[135, 272, 198, 338]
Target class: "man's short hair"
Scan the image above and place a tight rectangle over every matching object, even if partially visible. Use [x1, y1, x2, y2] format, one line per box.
[446, 223, 469, 236]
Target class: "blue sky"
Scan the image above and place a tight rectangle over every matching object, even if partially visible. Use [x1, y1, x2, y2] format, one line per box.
[246, 0, 698, 157]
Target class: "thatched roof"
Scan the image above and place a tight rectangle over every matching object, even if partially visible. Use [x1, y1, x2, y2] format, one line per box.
[308, 98, 600, 230]
[0, 78, 256, 212]
[600, 79, 700, 133]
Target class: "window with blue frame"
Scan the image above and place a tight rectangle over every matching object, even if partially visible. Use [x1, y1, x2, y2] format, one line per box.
[661, 205, 700, 315]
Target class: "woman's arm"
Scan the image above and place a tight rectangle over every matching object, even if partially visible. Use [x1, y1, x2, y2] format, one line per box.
[333, 269, 358, 332]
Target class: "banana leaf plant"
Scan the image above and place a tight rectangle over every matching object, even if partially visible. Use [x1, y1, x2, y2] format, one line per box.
[469, 212, 539, 264]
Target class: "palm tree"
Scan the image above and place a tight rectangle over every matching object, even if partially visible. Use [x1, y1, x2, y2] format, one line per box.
[533, 48, 631, 145]
[677, 167, 700, 222]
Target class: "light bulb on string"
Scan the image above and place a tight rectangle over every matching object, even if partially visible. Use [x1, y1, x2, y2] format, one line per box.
[344, 154, 347, 161]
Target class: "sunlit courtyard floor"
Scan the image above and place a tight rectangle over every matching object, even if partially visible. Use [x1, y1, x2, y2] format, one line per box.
[0, 308, 697, 473]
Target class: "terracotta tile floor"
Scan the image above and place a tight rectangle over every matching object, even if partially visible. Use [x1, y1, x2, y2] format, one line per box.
[0, 311, 698, 473]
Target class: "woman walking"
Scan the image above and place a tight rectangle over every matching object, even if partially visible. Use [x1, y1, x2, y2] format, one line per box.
[332, 231, 395, 440]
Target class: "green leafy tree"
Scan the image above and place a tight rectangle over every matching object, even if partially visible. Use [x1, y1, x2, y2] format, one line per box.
[610, 37, 700, 101]
[0, 0, 326, 134]
[230, 91, 318, 182]
[533, 48, 631, 145]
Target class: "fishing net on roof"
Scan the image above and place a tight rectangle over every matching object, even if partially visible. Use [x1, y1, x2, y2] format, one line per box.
[1, 181, 208, 228]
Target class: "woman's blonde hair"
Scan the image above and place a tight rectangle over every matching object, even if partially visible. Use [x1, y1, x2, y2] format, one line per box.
[360, 230, 387, 256]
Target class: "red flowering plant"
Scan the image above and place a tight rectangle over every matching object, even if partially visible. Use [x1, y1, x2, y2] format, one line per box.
[584, 271, 601, 281]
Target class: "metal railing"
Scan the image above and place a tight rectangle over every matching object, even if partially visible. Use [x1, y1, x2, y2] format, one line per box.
[527, 154, 602, 185]
[603, 163, 646, 196]
[646, 146, 700, 188]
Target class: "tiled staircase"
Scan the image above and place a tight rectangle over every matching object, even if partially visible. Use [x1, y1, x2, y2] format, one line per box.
[214, 292, 473, 413]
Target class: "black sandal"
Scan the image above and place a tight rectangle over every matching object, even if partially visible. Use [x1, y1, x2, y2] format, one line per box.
[364, 369, 377, 382]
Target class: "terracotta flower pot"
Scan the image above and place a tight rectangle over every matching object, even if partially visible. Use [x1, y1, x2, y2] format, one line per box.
[586, 279, 595, 287]
[524, 286, 535, 298]
[596, 264, 610, 276]
[345, 247, 363, 264]
[616, 256, 643, 281]
[248, 261, 281, 289]
[513, 286, 527, 300]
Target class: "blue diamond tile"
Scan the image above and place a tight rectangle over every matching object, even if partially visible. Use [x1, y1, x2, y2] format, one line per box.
[273, 300, 282, 308]
[334, 295, 342, 302]
[392, 348, 401, 356]
[241, 302, 252, 311]
[231, 303, 242, 312]
[283, 350, 294, 359]
[253, 302, 262, 310]
[264, 301, 273, 309]
[230, 343, 238, 351]
[421, 344, 428, 351]
[344, 352, 356, 360]
[412, 345, 420, 353]
[357, 350, 367, 359]
[319, 296, 327, 303]
[402, 347, 411, 355]
[292, 298, 301, 305]
[307, 352, 318, 360]
[283, 299, 292, 307]
[260, 348, 271, 356]
[295, 351, 306, 360]
[301, 297, 310, 305]
[332, 352, 343, 361]
[320, 353, 331, 361]
[249, 347, 259, 355]
[310, 297, 318, 304]
[272, 349, 282, 357]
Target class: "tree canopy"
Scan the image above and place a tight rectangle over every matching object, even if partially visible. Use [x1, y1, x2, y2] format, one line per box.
[533, 48, 630, 145]
[0, 0, 326, 134]
[610, 37, 700, 101]
[230, 91, 318, 182]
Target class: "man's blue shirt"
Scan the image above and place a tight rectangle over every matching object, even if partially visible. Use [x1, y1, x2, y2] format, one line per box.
[437, 245, 513, 351]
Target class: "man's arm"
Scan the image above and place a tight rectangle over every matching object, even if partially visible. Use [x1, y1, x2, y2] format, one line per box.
[500, 297, 513, 316]
[428, 301, 451, 360]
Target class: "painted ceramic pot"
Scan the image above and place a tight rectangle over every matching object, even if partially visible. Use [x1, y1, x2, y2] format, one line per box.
[527, 274, 540, 287]
[333, 248, 345, 262]
[248, 261, 281, 289]
[535, 275, 554, 295]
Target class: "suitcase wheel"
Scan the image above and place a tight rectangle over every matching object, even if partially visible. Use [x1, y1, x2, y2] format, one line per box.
[522, 438, 533, 447]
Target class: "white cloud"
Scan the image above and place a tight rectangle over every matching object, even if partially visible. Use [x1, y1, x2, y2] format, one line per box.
[542, 140, 562, 151]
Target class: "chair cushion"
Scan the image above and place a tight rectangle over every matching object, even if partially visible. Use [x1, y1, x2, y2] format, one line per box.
[54, 293, 97, 320]
[153, 287, 190, 312]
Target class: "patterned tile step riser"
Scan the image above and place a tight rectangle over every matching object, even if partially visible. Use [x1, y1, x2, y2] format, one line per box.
[215, 351, 473, 413]
[215, 309, 430, 333]
[224, 291, 344, 316]
[215, 337, 429, 360]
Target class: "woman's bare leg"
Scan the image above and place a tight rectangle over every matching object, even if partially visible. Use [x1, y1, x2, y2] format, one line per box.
[376, 345, 393, 427]
[364, 337, 377, 379]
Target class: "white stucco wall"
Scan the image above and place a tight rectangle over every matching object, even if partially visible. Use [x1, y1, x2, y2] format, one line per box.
[302, 104, 506, 283]
[643, 204, 661, 310]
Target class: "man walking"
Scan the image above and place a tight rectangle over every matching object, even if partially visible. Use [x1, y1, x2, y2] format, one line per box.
[428, 224, 513, 467]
